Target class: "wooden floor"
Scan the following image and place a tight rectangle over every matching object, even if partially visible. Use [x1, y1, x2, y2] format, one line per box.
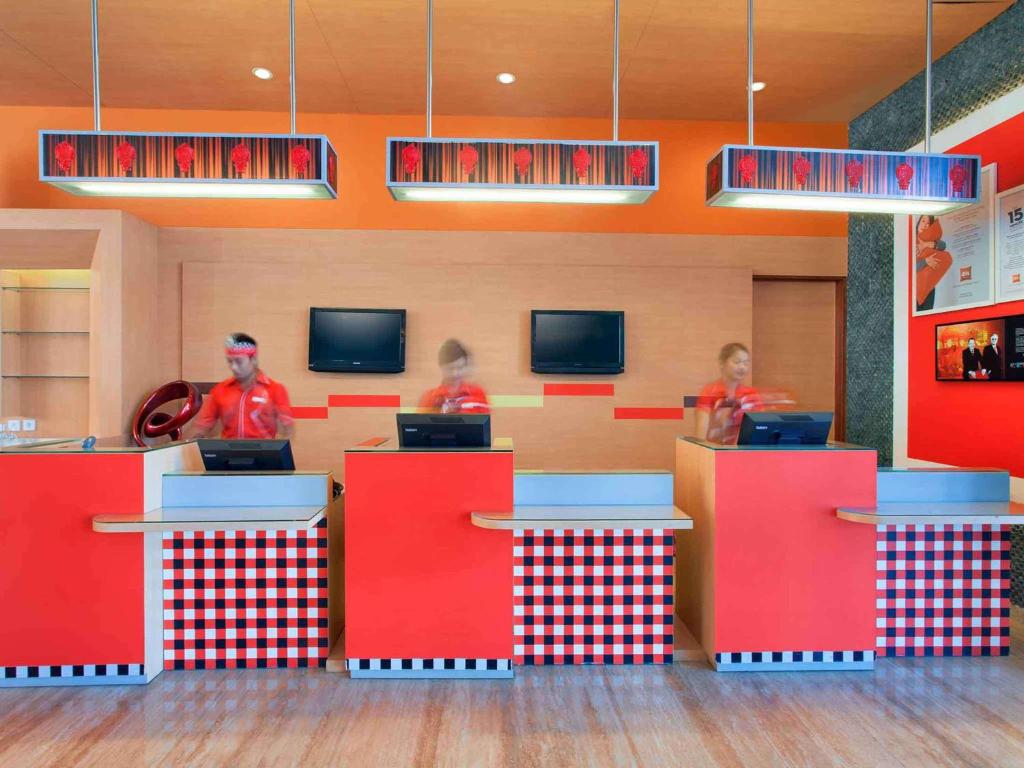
[4, 614, 1024, 767]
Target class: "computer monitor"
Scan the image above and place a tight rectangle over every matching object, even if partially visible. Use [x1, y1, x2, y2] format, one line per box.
[736, 412, 833, 446]
[396, 414, 491, 449]
[198, 439, 295, 471]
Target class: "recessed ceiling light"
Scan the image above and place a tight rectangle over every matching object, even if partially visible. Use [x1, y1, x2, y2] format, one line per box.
[496, 72, 516, 85]
[750, 81, 766, 92]
[251, 67, 274, 81]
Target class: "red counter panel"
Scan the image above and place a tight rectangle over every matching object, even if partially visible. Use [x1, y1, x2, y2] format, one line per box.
[345, 451, 514, 661]
[0, 454, 145, 668]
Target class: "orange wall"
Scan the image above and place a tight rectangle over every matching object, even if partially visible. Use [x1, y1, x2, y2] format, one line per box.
[0, 106, 846, 236]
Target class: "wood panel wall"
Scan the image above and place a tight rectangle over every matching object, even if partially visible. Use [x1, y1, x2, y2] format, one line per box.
[167, 228, 845, 477]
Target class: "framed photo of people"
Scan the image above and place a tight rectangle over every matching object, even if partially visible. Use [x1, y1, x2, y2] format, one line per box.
[913, 164, 997, 317]
[935, 312, 1024, 381]
[995, 182, 1024, 304]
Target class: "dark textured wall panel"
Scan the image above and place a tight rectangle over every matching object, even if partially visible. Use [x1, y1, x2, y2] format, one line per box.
[847, 2, 1024, 603]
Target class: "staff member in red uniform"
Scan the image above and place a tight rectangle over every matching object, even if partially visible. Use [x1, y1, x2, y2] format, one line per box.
[419, 338, 490, 414]
[190, 333, 295, 439]
[694, 342, 762, 445]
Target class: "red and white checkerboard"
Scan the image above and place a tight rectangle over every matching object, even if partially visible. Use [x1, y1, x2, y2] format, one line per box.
[513, 529, 674, 665]
[876, 523, 1010, 657]
[162, 520, 329, 670]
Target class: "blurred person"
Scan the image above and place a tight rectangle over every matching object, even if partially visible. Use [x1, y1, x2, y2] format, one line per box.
[915, 215, 953, 312]
[982, 332, 1003, 380]
[419, 338, 490, 414]
[962, 338, 983, 380]
[190, 333, 295, 439]
[695, 342, 763, 445]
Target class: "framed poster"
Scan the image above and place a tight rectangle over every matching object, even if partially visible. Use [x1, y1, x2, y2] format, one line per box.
[912, 163, 996, 316]
[996, 182, 1024, 304]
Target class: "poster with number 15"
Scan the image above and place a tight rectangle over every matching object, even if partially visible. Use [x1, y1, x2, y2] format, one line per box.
[996, 183, 1024, 304]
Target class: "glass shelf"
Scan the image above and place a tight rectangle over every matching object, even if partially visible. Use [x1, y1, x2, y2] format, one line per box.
[1, 374, 88, 379]
[1, 330, 90, 335]
[1, 287, 89, 293]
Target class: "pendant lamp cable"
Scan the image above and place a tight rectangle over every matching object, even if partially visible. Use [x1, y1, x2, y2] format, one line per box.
[290, 0, 297, 134]
[426, 0, 433, 138]
[746, 0, 754, 146]
[612, 0, 620, 141]
[91, 0, 101, 131]
[924, 0, 932, 153]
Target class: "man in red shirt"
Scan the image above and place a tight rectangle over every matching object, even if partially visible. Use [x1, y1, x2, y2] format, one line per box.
[418, 338, 490, 414]
[190, 333, 295, 440]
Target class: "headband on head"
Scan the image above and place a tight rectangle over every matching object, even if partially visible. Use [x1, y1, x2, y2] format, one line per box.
[225, 336, 258, 357]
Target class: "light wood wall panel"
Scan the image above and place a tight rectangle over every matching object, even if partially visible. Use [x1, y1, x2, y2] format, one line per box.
[182, 260, 752, 476]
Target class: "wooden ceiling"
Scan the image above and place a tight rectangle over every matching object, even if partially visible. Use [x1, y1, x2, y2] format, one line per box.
[0, 0, 1014, 122]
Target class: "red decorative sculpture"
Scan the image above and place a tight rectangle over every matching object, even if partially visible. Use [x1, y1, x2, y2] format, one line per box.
[513, 147, 533, 176]
[115, 141, 136, 174]
[572, 147, 591, 179]
[231, 143, 251, 175]
[792, 155, 811, 186]
[327, 154, 337, 188]
[709, 162, 720, 191]
[949, 164, 967, 194]
[54, 140, 76, 174]
[845, 159, 864, 188]
[401, 143, 421, 175]
[459, 145, 479, 176]
[290, 144, 312, 176]
[738, 154, 757, 184]
[628, 148, 648, 180]
[175, 142, 195, 175]
[131, 380, 203, 447]
[895, 162, 914, 191]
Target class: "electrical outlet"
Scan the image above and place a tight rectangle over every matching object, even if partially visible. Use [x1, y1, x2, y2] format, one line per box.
[6, 419, 21, 432]
[21, 419, 36, 432]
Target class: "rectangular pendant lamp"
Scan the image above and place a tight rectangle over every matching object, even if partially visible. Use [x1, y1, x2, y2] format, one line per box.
[39, 131, 339, 199]
[705, 145, 981, 215]
[386, 138, 658, 204]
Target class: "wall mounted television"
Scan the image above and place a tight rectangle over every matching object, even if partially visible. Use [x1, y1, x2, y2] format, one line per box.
[308, 308, 406, 373]
[531, 309, 625, 374]
[935, 312, 1024, 381]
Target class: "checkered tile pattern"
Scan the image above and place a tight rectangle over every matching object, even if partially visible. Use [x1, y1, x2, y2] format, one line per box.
[346, 658, 511, 672]
[513, 528, 673, 665]
[2, 664, 143, 680]
[876, 524, 1010, 657]
[715, 651, 873, 667]
[162, 520, 329, 670]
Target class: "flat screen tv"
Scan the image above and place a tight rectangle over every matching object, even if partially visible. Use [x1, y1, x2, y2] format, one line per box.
[531, 309, 625, 374]
[308, 308, 406, 373]
[935, 312, 1024, 381]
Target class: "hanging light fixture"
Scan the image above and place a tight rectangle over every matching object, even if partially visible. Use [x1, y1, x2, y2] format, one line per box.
[705, 0, 980, 215]
[387, 0, 658, 204]
[40, 0, 338, 199]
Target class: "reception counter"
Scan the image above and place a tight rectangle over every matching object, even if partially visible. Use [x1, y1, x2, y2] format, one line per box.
[0, 438, 339, 687]
[675, 437, 878, 671]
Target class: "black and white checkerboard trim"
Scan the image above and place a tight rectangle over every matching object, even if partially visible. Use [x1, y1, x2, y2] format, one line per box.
[346, 658, 511, 672]
[715, 651, 874, 666]
[2, 663, 143, 680]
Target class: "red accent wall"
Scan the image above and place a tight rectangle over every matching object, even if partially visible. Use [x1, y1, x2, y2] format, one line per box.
[907, 110, 1024, 477]
[0, 454, 145, 666]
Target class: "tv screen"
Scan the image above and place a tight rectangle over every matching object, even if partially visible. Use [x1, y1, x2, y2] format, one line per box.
[935, 312, 1024, 381]
[308, 308, 406, 373]
[531, 310, 625, 374]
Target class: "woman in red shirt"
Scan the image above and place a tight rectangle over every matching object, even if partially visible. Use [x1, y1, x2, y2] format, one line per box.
[419, 339, 490, 414]
[694, 342, 762, 445]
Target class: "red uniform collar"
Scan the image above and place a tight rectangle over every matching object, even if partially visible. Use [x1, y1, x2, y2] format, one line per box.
[221, 370, 271, 390]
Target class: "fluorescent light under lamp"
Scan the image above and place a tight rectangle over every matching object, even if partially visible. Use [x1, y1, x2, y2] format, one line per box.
[716, 191, 968, 216]
[390, 186, 649, 204]
[52, 180, 330, 199]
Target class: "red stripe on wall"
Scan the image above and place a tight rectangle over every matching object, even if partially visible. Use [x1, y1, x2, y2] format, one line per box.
[327, 395, 402, 407]
[292, 406, 329, 419]
[613, 407, 685, 420]
[543, 383, 615, 397]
